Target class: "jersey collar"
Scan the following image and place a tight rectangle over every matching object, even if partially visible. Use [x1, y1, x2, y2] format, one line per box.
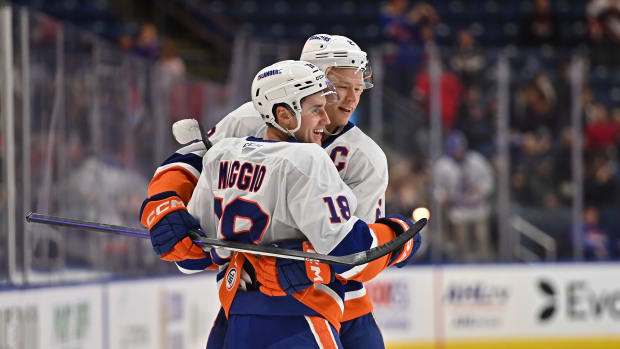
[321, 122, 355, 149]
[246, 136, 300, 143]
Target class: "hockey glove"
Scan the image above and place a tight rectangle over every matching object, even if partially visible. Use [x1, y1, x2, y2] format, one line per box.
[376, 214, 422, 268]
[244, 241, 334, 296]
[140, 191, 206, 261]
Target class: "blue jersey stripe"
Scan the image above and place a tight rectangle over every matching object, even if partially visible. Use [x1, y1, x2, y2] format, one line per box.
[161, 152, 203, 173]
[321, 122, 355, 148]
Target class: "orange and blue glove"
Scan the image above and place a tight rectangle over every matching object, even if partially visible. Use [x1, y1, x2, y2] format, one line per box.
[376, 214, 422, 268]
[244, 241, 334, 296]
[140, 191, 206, 261]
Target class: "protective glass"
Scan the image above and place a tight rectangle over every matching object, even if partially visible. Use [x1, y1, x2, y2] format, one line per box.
[326, 69, 367, 97]
[320, 77, 340, 104]
[358, 60, 374, 89]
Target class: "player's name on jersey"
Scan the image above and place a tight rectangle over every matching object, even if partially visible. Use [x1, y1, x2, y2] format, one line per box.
[218, 160, 267, 192]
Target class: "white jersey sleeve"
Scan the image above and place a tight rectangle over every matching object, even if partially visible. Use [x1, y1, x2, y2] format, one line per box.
[283, 144, 360, 255]
[323, 124, 388, 222]
[206, 101, 268, 145]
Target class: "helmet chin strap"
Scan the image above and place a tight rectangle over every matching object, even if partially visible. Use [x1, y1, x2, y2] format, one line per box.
[271, 109, 301, 140]
[286, 128, 298, 140]
[322, 126, 343, 137]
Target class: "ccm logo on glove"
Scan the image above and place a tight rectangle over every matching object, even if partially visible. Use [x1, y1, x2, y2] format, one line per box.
[142, 197, 186, 229]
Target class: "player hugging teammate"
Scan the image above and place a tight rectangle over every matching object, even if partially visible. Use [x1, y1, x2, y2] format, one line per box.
[139, 35, 423, 349]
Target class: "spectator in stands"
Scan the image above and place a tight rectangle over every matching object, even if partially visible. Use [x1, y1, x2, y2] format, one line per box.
[413, 59, 463, 130]
[381, 0, 439, 95]
[450, 29, 486, 87]
[511, 130, 557, 208]
[134, 23, 160, 59]
[512, 74, 558, 136]
[585, 102, 619, 153]
[583, 206, 610, 260]
[118, 34, 134, 53]
[381, 0, 416, 45]
[520, 0, 560, 46]
[381, 0, 438, 46]
[433, 131, 494, 261]
[456, 85, 494, 157]
[386, 154, 430, 216]
[157, 39, 188, 121]
[158, 39, 186, 80]
[584, 154, 617, 207]
[587, 0, 620, 66]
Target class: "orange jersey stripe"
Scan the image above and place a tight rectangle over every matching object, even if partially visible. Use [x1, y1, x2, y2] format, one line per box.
[306, 316, 338, 349]
[148, 165, 199, 204]
[293, 285, 344, 332]
[342, 293, 373, 322]
[218, 253, 246, 318]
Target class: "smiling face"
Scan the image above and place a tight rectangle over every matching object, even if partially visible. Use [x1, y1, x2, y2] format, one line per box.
[324, 67, 365, 133]
[293, 92, 331, 145]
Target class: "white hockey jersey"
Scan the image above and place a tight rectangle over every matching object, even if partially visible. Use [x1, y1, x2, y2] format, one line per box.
[206, 102, 388, 223]
[156, 101, 389, 321]
[204, 102, 389, 321]
[188, 137, 362, 255]
[322, 123, 388, 222]
[186, 136, 397, 328]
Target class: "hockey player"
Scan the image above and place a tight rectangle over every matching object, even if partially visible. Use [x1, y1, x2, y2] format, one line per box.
[204, 34, 394, 348]
[140, 36, 420, 348]
[191, 60, 416, 348]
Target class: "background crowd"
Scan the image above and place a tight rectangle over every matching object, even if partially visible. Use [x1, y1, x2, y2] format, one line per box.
[2, 0, 620, 281]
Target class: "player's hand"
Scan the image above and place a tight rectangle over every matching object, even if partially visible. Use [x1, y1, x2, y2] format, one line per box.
[376, 214, 422, 268]
[244, 241, 333, 296]
[140, 191, 206, 261]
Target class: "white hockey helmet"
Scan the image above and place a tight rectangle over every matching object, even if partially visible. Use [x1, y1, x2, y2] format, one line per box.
[251, 60, 339, 136]
[300, 34, 373, 89]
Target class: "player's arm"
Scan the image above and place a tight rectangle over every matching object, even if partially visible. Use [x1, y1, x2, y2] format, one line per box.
[146, 141, 207, 204]
[249, 150, 419, 295]
[139, 140, 213, 264]
[345, 145, 422, 269]
[288, 150, 416, 283]
[322, 216, 418, 282]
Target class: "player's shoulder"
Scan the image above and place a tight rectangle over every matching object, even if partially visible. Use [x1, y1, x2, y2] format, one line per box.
[328, 124, 387, 166]
[226, 101, 261, 119]
[219, 101, 263, 129]
[208, 101, 264, 140]
[282, 141, 329, 161]
[281, 142, 334, 176]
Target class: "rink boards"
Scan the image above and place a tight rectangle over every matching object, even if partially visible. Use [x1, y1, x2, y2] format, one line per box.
[1, 263, 619, 348]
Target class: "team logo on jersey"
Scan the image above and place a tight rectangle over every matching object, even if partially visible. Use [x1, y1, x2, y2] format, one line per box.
[329, 146, 349, 172]
[225, 267, 238, 290]
[257, 69, 281, 80]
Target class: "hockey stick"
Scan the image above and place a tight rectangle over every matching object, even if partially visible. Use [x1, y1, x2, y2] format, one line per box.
[172, 119, 213, 149]
[25, 212, 426, 267]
